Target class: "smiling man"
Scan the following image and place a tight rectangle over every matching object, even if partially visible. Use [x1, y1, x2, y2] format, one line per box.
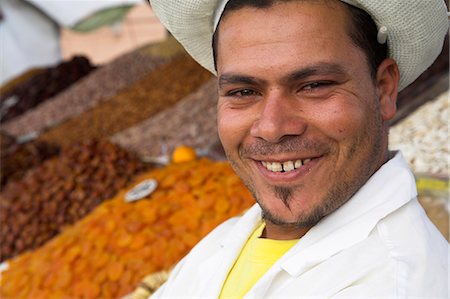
[149, 0, 449, 297]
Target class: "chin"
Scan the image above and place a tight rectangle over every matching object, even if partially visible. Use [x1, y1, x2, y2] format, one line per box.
[257, 191, 322, 227]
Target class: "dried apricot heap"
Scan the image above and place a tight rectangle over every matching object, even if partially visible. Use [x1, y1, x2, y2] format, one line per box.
[0, 159, 254, 299]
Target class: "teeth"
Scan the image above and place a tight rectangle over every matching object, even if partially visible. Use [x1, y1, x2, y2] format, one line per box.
[283, 161, 294, 172]
[261, 158, 312, 173]
[271, 162, 283, 172]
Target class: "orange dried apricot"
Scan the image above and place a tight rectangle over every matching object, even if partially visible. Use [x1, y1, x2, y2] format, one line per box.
[107, 260, 125, 282]
[0, 159, 255, 299]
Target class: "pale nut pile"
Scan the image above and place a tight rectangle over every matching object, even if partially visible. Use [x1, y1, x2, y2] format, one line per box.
[389, 91, 449, 176]
[111, 78, 219, 157]
[37, 54, 213, 148]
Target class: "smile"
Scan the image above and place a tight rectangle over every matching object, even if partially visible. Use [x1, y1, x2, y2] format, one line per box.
[261, 158, 313, 173]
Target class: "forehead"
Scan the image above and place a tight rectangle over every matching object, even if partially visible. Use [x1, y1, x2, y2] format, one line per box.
[215, 1, 360, 75]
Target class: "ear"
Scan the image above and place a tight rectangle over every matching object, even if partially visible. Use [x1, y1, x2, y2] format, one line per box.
[375, 58, 400, 121]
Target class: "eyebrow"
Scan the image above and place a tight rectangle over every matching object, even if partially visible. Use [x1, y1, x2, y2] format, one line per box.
[218, 74, 267, 89]
[218, 62, 348, 89]
[280, 63, 348, 85]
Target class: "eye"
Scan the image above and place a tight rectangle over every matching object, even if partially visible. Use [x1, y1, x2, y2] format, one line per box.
[302, 81, 332, 91]
[227, 89, 260, 97]
[304, 82, 321, 90]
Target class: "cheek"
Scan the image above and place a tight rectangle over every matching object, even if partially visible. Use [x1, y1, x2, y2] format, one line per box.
[217, 106, 250, 154]
[310, 101, 368, 141]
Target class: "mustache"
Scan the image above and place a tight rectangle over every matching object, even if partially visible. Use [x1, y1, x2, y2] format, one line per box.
[239, 137, 330, 157]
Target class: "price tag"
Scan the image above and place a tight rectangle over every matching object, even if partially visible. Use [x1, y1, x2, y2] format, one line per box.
[125, 179, 158, 202]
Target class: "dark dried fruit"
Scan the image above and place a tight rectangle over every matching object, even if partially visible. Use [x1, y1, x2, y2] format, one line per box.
[0, 56, 96, 123]
[0, 132, 59, 186]
[0, 139, 148, 262]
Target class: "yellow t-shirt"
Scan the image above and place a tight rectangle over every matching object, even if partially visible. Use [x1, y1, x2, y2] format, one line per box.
[219, 222, 298, 298]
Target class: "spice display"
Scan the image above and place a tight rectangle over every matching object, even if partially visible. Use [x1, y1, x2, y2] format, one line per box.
[0, 139, 147, 262]
[0, 159, 254, 299]
[38, 53, 213, 147]
[0, 56, 96, 123]
[2, 37, 184, 138]
[390, 91, 448, 175]
[111, 78, 218, 158]
[0, 132, 59, 186]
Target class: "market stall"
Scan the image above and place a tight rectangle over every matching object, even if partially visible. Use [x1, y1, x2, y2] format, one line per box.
[0, 23, 448, 299]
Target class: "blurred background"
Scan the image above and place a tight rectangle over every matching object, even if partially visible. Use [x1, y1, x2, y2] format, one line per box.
[1, 0, 166, 85]
[0, 1, 448, 298]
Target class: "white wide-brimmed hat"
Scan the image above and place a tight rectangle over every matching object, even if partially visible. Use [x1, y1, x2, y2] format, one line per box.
[150, 0, 448, 91]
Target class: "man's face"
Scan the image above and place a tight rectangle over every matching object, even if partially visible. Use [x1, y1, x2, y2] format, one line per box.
[216, 1, 395, 235]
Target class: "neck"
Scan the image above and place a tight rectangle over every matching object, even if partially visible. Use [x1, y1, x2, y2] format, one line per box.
[261, 220, 310, 240]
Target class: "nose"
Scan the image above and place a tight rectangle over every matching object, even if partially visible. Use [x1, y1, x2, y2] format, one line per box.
[250, 91, 307, 143]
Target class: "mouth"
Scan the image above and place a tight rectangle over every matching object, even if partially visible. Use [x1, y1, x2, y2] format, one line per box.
[260, 157, 319, 173]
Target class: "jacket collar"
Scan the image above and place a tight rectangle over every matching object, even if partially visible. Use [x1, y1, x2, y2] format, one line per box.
[196, 205, 263, 297]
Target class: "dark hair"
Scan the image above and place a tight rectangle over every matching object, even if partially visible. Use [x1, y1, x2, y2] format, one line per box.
[212, 0, 387, 80]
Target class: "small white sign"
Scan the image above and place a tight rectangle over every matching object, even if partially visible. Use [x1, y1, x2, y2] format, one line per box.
[125, 179, 158, 202]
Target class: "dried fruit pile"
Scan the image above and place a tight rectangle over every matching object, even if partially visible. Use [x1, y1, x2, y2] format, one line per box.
[38, 53, 213, 148]
[0, 132, 59, 186]
[0, 68, 44, 96]
[0, 159, 255, 299]
[0, 139, 148, 262]
[0, 56, 96, 123]
[0, 131, 15, 149]
[2, 37, 184, 138]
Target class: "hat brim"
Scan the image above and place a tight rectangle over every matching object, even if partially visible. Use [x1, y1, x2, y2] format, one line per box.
[151, 0, 448, 91]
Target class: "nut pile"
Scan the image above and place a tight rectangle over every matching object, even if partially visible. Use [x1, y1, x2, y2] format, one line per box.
[0, 132, 60, 186]
[38, 53, 213, 148]
[2, 38, 184, 138]
[0, 159, 255, 299]
[139, 35, 185, 59]
[0, 139, 148, 262]
[389, 91, 448, 175]
[112, 78, 219, 157]
[0, 56, 96, 123]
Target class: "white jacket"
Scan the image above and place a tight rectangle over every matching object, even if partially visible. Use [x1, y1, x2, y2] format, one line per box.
[152, 152, 449, 298]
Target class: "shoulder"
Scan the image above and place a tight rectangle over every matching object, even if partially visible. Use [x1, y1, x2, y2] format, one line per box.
[377, 197, 448, 259]
[332, 198, 448, 298]
[376, 198, 449, 297]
